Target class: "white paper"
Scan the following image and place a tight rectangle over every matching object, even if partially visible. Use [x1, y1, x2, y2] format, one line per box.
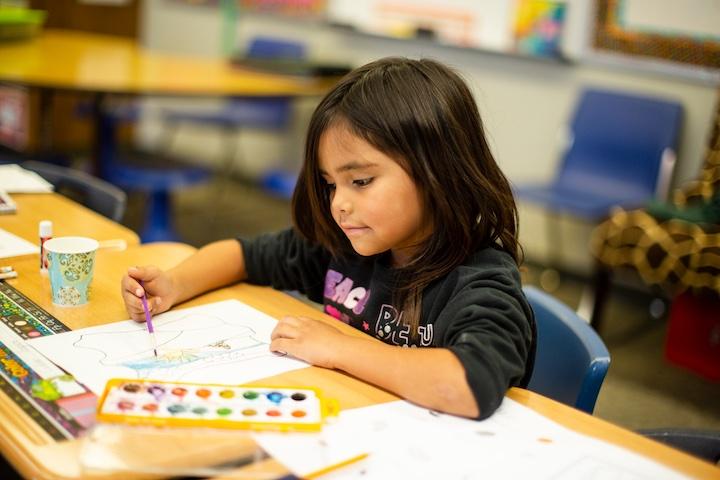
[254, 399, 690, 480]
[254, 426, 368, 478]
[29, 300, 309, 394]
[0, 227, 38, 258]
[0, 164, 54, 193]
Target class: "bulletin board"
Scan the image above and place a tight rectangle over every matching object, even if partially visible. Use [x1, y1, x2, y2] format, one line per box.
[593, 0, 720, 70]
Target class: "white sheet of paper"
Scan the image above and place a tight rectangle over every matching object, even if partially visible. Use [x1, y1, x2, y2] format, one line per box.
[28, 300, 309, 394]
[0, 164, 54, 193]
[254, 399, 690, 480]
[0, 227, 38, 258]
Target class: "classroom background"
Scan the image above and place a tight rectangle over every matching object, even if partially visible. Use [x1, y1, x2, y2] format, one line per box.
[1, 0, 719, 475]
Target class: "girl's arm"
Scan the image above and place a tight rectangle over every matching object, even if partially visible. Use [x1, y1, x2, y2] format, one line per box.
[270, 316, 479, 418]
[336, 335, 479, 417]
[168, 239, 247, 305]
[123, 239, 247, 320]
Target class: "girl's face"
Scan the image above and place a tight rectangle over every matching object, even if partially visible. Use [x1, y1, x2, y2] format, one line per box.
[318, 124, 431, 266]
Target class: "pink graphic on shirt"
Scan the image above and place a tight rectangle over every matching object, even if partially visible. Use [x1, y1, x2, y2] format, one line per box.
[323, 269, 370, 315]
[324, 305, 343, 321]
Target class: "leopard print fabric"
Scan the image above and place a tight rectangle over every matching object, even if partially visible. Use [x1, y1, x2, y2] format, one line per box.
[590, 94, 720, 296]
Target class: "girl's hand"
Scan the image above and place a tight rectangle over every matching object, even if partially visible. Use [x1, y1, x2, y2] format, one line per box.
[121, 266, 176, 321]
[270, 316, 347, 369]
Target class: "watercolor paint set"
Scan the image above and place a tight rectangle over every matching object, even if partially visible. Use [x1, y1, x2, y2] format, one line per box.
[96, 378, 338, 432]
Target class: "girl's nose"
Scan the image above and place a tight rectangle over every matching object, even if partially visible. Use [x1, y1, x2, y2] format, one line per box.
[331, 188, 351, 215]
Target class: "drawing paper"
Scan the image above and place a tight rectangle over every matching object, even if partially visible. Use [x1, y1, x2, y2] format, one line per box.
[0, 164, 53, 193]
[29, 300, 309, 394]
[254, 398, 690, 480]
[0, 227, 38, 259]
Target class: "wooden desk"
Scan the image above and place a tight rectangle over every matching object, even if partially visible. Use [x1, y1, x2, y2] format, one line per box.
[0, 193, 139, 254]
[0, 29, 334, 97]
[1, 243, 718, 479]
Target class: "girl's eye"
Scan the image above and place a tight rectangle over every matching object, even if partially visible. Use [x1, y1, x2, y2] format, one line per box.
[325, 182, 336, 191]
[353, 177, 373, 187]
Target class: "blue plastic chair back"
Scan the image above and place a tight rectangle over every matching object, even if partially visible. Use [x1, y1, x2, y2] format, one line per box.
[555, 88, 683, 205]
[515, 88, 683, 219]
[524, 286, 610, 414]
[247, 37, 306, 60]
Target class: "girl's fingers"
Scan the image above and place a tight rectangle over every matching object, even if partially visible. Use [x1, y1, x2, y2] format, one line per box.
[127, 266, 164, 296]
[127, 265, 160, 282]
[270, 338, 290, 355]
[280, 315, 301, 325]
[121, 274, 144, 299]
[127, 299, 147, 321]
[271, 321, 299, 340]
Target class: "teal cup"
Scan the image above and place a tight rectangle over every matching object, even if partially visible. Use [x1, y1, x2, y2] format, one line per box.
[44, 236, 99, 307]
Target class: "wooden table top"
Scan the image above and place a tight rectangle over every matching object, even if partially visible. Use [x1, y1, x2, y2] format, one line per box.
[0, 242, 717, 479]
[0, 193, 139, 254]
[0, 29, 336, 97]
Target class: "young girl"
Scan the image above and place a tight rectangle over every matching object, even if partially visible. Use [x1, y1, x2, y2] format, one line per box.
[121, 57, 535, 419]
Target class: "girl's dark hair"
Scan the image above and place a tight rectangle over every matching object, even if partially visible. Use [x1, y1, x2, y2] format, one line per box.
[292, 57, 521, 334]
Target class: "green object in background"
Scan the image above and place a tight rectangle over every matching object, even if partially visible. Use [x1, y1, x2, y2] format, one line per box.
[0, 7, 46, 41]
[220, 0, 239, 57]
[647, 191, 720, 226]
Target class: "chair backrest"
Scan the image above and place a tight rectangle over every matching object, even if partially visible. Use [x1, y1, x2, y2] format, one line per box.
[22, 161, 127, 222]
[524, 286, 611, 414]
[246, 37, 305, 60]
[638, 428, 720, 464]
[555, 88, 683, 201]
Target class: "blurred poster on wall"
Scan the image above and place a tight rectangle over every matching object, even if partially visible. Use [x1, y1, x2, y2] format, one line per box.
[170, 0, 326, 17]
[240, 0, 326, 17]
[327, 0, 517, 52]
[0, 85, 29, 151]
[513, 0, 566, 58]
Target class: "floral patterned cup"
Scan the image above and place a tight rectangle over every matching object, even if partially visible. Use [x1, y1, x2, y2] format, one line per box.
[44, 237, 99, 307]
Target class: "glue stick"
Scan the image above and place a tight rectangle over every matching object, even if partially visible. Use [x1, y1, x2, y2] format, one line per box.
[39, 220, 52, 272]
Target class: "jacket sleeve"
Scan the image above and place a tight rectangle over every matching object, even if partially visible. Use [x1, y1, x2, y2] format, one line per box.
[238, 228, 331, 303]
[438, 267, 535, 420]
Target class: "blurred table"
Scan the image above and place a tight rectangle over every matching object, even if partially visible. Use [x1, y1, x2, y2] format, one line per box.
[0, 242, 718, 479]
[0, 29, 337, 172]
[0, 29, 334, 96]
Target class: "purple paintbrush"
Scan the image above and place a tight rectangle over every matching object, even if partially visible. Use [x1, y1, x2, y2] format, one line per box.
[139, 280, 158, 357]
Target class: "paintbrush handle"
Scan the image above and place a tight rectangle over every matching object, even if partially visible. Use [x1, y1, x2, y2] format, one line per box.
[139, 280, 158, 357]
[138, 280, 155, 332]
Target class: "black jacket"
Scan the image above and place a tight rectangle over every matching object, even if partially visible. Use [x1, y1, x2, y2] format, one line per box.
[240, 228, 536, 419]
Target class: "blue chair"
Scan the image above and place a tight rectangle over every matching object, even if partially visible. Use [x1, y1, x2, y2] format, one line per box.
[524, 286, 611, 414]
[515, 88, 683, 293]
[516, 88, 683, 220]
[162, 37, 306, 199]
[97, 104, 210, 242]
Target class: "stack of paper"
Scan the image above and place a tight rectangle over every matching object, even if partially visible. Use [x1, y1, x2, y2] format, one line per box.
[0, 164, 53, 193]
[253, 399, 691, 479]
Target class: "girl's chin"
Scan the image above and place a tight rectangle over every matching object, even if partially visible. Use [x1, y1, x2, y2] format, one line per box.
[348, 241, 381, 258]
